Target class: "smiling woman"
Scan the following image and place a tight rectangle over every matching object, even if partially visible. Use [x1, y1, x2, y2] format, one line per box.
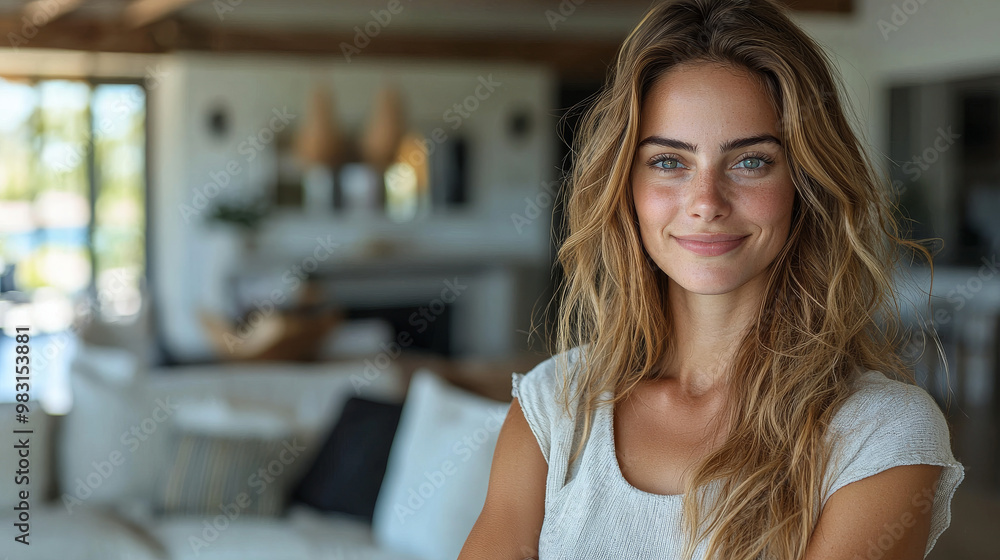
[631, 63, 795, 297]
[458, 1, 964, 559]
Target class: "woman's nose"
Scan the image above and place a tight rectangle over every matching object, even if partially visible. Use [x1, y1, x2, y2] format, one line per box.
[686, 169, 730, 221]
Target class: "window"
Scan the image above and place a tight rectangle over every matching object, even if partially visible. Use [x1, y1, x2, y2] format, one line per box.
[0, 77, 147, 413]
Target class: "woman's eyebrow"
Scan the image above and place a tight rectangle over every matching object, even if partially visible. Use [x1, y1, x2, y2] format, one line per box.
[636, 133, 782, 152]
[720, 134, 782, 152]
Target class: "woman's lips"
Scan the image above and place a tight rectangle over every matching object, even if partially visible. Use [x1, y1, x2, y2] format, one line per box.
[672, 234, 750, 257]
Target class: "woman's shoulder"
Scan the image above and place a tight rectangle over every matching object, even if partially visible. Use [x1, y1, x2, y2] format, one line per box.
[509, 345, 590, 465]
[511, 344, 589, 403]
[824, 368, 962, 494]
[824, 370, 965, 554]
[831, 369, 946, 431]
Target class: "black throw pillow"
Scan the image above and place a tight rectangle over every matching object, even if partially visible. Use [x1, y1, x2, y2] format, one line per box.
[291, 396, 404, 521]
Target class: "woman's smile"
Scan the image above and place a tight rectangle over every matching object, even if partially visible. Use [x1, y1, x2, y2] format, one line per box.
[671, 233, 751, 257]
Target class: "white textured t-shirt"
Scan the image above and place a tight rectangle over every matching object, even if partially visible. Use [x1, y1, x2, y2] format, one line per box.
[510, 347, 965, 559]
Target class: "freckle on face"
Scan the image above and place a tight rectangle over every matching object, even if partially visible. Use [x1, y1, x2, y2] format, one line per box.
[630, 62, 796, 297]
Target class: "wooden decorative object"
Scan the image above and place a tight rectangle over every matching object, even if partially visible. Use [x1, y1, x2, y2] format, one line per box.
[199, 282, 343, 362]
[294, 86, 345, 167]
[360, 84, 406, 171]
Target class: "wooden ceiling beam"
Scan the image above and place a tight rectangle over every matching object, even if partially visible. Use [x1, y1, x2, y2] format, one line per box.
[21, 0, 85, 25]
[0, 0, 853, 76]
[0, 17, 622, 81]
[0, 17, 158, 52]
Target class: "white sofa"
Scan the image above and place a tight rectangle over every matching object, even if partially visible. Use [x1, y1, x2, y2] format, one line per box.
[0, 340, 510, 560]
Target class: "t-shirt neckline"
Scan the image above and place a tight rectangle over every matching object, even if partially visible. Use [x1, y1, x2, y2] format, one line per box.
[602, 390, 686, 501]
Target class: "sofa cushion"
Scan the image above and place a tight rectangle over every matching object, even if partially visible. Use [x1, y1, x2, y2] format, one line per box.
[58, 343, 159, 510]
[0, 502, 165, 560]
[59, 344, 407, 514]
[291, 396, 403, 521]
[149, 504, 426, 560]
[372, 368, 509, 560]
[156, 431, 302, 516]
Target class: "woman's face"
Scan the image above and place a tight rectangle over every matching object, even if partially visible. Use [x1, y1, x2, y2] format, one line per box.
[631, 62, 796, 297]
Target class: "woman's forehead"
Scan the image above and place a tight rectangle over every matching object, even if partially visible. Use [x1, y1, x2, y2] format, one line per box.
[638, 63, 781, 145]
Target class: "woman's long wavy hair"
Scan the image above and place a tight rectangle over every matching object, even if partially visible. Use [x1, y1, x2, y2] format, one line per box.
[546, 0, 931, 558]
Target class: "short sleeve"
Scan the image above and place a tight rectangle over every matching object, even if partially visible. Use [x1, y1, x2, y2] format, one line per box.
[824, 371, 965, 557]
[510, 347, 585, 465]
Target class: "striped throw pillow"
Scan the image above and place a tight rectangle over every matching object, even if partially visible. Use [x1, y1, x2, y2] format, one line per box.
[157, 432, 300, 516]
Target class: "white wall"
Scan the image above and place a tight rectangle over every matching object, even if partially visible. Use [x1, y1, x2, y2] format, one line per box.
[151, 54, 557, 360]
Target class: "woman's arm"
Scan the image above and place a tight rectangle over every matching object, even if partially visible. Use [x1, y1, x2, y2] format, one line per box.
[458, 397, 547, 560]
[805, 464, 943, 560]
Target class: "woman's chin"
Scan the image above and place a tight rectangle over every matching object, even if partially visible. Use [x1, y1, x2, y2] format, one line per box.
[665, 272, 758, 297]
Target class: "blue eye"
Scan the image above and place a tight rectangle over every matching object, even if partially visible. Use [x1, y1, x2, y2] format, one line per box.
[651, 157, 685, 170]
[736, 157, 764, 169]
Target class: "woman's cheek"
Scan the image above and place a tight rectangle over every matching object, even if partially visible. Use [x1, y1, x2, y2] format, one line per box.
[741, 181, 794, 223]
[635, 181, 678, 217]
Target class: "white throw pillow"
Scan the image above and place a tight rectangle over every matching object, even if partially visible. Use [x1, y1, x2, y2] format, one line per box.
[58, 342, 166, 512]
[372, 368, 509, 560]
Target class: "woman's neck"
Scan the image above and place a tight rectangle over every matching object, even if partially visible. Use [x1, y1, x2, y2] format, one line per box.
[661, 276, 764, 397]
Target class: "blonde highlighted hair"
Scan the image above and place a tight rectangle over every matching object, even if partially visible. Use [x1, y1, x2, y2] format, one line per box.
[544, 0, 931, 558]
